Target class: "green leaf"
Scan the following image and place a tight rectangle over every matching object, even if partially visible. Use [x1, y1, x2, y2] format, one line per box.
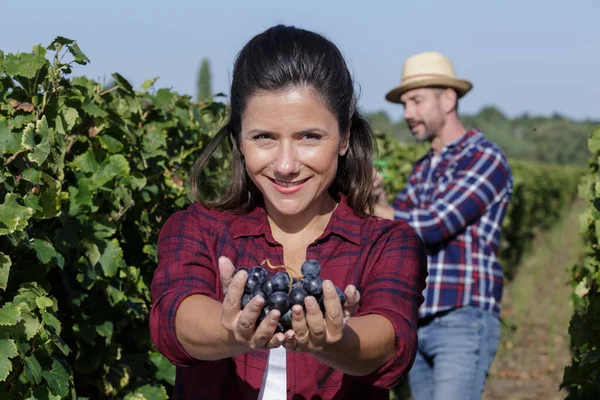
[0, 303, 20, 326]
[42, 360, 70, 397]
[0, 193, 34, 235]
[42, 311, 61, 336]
[22, 168, 43, 185]
[66, 42, 89, 65]
[99, 239, 124, 277]
[0, 252, 10, 291]
[123, 384, 168, 400]
[61, 107, 79, 131]
[83, 101, 108, 118]
[35, 296, 54, 310]
[48, 36, 75, 48]
[142, 129, 167, 158]
[28, 116, 54, 165]
[93, 154, 130, 188]
[30, 239, 64, 268]
[141, 77, 159, 91]
[68, 178, 96, 216]
[149, 352, 175, 386]
[0, 120, 21, 154]
[0, 339, 18, 381]
[27, 386, 61, 400]
[38, 179, 61, 219]
[96, 321, 113, 345]
[588, 126, 600, 154]
[111, 73, 134, 94]
[21, 122, 35, 150]
[22, 312, 40, 340]
[72, 149, 99, 174]
[24, 353, 42, 385]
[98, 134, 124, 153]
[3, 53, 48, 79]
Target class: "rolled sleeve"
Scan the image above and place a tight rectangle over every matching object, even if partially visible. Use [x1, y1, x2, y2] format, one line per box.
[149, 206, 220, 367]
[355, 220, 428, 389]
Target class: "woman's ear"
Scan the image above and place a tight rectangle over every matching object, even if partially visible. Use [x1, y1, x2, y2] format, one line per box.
[339, 123, 351, 156]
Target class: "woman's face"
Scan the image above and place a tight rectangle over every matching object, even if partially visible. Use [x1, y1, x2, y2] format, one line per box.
[240, 86, 349, 219]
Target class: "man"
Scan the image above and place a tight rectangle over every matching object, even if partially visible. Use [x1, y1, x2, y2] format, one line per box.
[373, 51, 513, 400]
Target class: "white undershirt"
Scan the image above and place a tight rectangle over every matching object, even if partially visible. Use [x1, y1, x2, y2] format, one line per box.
[257, 346, 287, 400]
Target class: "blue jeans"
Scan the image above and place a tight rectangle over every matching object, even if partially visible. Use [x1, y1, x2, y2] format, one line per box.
[408, 306, 501, 400]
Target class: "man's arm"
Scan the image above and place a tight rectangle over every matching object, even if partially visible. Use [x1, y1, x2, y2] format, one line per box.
[378, 148, 511, 246]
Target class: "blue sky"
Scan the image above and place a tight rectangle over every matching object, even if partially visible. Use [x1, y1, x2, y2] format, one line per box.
[2, 0, 599, 121]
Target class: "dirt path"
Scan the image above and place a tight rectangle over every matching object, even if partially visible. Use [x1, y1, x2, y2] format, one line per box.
[483, 200, 586, 400]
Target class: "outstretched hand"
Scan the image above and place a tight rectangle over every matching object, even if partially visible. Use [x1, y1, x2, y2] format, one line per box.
[282, 280, 361, 354]
[218, 256, 286, 349]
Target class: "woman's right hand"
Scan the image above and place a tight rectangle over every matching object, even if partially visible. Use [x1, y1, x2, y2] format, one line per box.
[218, 256, 286, 349]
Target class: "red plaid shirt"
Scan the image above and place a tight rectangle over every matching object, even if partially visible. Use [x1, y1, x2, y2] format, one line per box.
[150, 194, 427, 399]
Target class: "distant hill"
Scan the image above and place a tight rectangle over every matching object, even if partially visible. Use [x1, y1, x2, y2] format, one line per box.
[367, 106, 599, 165]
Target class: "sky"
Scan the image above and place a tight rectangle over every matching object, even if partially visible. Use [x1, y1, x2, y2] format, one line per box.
[2, 0, 599, 121]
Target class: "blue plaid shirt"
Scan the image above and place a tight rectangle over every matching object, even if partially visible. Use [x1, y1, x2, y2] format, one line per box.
[392, 129, 513, 319]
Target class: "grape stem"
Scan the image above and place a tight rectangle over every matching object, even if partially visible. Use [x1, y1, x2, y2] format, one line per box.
[261, 259, 302, 279]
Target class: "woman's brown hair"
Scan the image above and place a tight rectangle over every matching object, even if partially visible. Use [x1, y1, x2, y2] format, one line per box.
[189, 25, 377, 216]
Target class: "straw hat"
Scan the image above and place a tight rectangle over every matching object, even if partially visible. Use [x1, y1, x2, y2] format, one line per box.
[385, 51, 472, 103]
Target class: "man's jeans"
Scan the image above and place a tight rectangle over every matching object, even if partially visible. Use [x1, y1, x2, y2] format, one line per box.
[408, 306, 501, 400]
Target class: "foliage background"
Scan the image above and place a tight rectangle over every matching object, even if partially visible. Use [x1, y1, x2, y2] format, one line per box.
[0, 38, 590, 399]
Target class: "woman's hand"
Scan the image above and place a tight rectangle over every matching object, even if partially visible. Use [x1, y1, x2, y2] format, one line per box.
[282, 280, 360, 353]
[218, 256, 286, 350]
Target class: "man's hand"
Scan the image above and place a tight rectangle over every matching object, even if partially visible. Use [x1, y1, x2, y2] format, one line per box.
[372, 168, 389, 206]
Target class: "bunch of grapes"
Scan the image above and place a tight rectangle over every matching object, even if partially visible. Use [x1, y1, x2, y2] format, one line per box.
[236, 259, 346, 333]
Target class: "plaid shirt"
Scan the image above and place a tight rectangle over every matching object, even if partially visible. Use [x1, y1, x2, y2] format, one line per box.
[150, 194, 428, 399]
[392, 129, 513, 319]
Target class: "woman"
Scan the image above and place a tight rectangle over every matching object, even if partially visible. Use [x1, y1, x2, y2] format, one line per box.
[150, 24, 427, 400]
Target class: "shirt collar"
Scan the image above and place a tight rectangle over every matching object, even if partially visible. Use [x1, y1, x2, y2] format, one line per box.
[428, 129, 481, 158]
[231, 193, 361, 246]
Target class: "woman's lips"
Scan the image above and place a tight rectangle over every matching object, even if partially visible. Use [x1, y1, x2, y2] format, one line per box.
[269, 177, 310, 194]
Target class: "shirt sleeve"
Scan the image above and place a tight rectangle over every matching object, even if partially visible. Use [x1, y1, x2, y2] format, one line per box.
[354, 219, 428, 389]
[393, 147, 511, 245]
[149, 205, 220, 367]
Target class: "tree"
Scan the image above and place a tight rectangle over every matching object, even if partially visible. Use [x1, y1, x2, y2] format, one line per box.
[197, 58, 212, 102]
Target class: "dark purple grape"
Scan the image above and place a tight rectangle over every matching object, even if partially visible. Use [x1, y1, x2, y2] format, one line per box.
[261, 279, 274, 296]
[289, 287, 307, 306]
[254, 289, 268, 304]
[301, 259, 322, 277]
[303, 276, 323, 297]
[271, 272, 290, 293]
[275, 322, 285, 333]
[245, 275, 260, 293]
[249, 266, 268, 282]
[280, 309, 292, 331]
[257, 305, 272, 326]
[268, 292, 290, 314]
[242, 293, 253, 308]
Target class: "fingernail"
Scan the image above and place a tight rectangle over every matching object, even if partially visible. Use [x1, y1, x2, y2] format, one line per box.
[270, 312, 279, 323]
[306, 297, 317, 308]
[236, 271, 246, 281]
[323, 280, 334, 291]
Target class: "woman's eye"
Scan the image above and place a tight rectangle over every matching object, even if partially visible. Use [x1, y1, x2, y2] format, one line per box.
[252, 133, 271, 140]
[302, 132, 321, 141]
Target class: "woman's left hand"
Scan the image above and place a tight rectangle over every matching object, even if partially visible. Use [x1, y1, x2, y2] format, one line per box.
[282, 280, 360, 353]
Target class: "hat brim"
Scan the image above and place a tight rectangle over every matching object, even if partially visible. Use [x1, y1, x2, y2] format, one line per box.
[385, 78, 473, 104]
